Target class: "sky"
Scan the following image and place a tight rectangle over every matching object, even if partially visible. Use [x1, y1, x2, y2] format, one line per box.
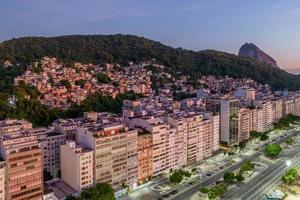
[1, 0, 300, 68]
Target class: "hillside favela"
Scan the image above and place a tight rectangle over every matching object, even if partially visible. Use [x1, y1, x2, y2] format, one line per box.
[1, 1, 300, 200]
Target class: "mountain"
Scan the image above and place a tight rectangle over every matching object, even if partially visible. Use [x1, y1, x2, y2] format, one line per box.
[0, 34, 300, 90]
[238, 43, 278, 68]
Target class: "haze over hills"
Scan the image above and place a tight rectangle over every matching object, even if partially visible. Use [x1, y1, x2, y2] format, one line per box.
[238, 43, 278, 68]
[0, 34, 300, 90]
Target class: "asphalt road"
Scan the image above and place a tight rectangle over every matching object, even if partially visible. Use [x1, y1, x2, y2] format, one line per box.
[170, 129, 300, 200]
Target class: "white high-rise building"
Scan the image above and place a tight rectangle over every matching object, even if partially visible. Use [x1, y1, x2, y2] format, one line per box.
[61, 141, 94, 192]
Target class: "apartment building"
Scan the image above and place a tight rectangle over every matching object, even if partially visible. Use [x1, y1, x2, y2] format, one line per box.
[249, 108, 257, 132]
[166, 127, 179, 171]
[52, 119, 78, 140]
[211, 114, 220, 151]
[40, 132, 66, 177]
[206, 97, 239, 146]
[61, 141, 94, 192]
[77, 124, 138, 190]
[129, 117, 168, 177]
[283, 99, 295, 116]
[167, 117, 188, 168]
[273, 100, 283, 122]
[0, 119, 32, 135]
[219, 98, 239, 146]
[294, 96, 300, 116]
[185, 114, 209, 164]
[0, 160, 5, 200]
[137, 132, 153, 184]
[238, 108, 251, 141]
[254, 101, 274, 132]
[0, 133, 43, 200]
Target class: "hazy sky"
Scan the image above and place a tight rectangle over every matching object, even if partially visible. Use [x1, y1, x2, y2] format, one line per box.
[1, 0, 300, 68]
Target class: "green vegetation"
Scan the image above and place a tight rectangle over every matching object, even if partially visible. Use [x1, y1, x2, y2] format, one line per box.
[199, 182, 228, 200]
[273, 115, 300, 130]
[1, 34, 300, 90]
[96, 73, 112, 84]
[238, 140, 248, 150]
[31, 63, 43, 73]
[0, 89, 142, 127]
[223, 172, 236, 184]
[223, 171, 246, 184]
[169, 169, 191, 184]
[60, 79, 71, 89]
[65, 183, 115, 200]
[250, 130, 261, 139]
[260, 133, 269, 141]
[282, 167, 299, 185]
[240, 160, 255, 174]
[75, 80, 86, 88]
[235, 173, 245, 182]
[264, 144, 282, 158]
[173, 92, 196, 101]
[286, 137, 295, 146]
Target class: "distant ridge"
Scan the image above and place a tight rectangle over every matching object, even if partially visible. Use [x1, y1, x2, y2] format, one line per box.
[1, 34, 300, 90]
[238, 43, 278, 68]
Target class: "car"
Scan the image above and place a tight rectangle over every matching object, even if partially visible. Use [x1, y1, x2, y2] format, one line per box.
[170, 190, 178, 194]
[163, 194, 170, 198]
[188, 182, 194, 186]
[219, 166, 224, 169]
[206, 173, 212, 176]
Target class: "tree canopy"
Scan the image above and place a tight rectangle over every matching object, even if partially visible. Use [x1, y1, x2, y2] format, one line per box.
[264, 144, 282, 158]
[66, 183, 115, 200]
[1, 34, 300, 90]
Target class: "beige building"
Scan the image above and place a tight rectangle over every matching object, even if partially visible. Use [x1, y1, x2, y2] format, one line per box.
[294, 96, 300, 116]
[61, 141, 94, 192]
[238, 108, 250, 141]
[129, 117, 168, 177]
[77, 124, 138, 190]
[137, 133, 153, 184]
[273, 100, 283, 122]
[0, 119, 32, 135]
[283, 99, 295, 116]
[167, 117, 188, 168]
[0, 133, 43, 200]
[257, 101, 274, 132]
[0, 160, 5, 200]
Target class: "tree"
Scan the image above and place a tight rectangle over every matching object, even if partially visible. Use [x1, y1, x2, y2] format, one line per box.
[285, 137, 295, 146]
[264, 144, 282, 158]
[260, 134, 269, 141]
[223, 172, 236, 184]
[199, 187, 209, 194]
[169, 171, 184, 184]
[207, 182, 228, 200]
[169, 170, 191, 184]
[96, 73, 112, 84]
[60, 79, 71, 89]
[250, 131, 261, 139]
[238, 141, 248, 150]
[235, 174, 245, 182]
[79, 183, 115, 200]
[65, 195, 77, 200]
[75, 80, 86, 88]
[240, 161, 255, 174]
[282, 167, 298, 185]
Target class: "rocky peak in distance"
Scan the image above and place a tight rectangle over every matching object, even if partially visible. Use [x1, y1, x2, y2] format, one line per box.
[238, 43, 278, 68]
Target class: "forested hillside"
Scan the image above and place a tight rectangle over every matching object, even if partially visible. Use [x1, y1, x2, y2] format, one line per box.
[0, 34, 299, 90]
